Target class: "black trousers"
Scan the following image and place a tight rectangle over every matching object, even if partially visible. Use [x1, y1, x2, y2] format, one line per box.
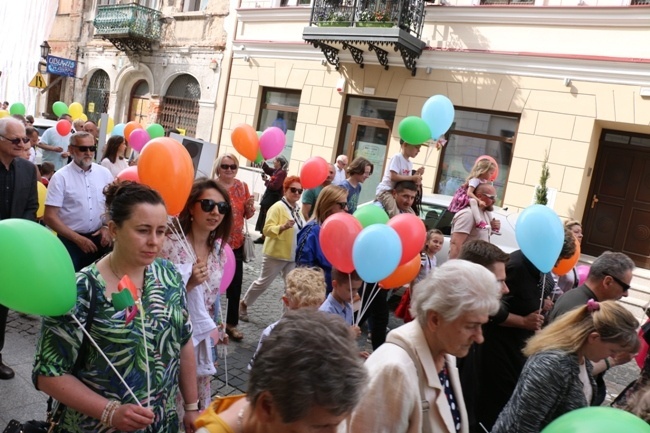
[0, 304, 7, 353]
[59, 231, 111, 272]
[357, 282, 389, 350]
[226, 246, 244, 327]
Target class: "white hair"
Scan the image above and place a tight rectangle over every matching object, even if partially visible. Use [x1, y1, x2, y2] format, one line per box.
[0, 117, 25, 136]
[411, 259, 501, 326]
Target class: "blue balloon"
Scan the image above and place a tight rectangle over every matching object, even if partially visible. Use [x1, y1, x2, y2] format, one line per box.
[515, 204, 564, 273]
[352, 225, 402, 283]
[421, 95, 455, 139]
[112, 123, 126, 138]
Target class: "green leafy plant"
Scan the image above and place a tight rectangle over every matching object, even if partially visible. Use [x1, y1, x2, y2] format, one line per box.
[535, 149, 550, 205]
[358, 9, 390, 21]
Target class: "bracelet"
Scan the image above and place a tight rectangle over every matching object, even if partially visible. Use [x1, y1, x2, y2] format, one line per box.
[604, 358, 611, 370]
[100, 400, 120, 426]
[184, 400, 200, 411]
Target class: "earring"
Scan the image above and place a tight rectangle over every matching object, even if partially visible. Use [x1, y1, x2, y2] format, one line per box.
[191, 216, 194, 221]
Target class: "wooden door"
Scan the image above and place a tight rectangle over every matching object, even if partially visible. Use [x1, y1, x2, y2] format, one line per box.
[582, 131, 650, 268]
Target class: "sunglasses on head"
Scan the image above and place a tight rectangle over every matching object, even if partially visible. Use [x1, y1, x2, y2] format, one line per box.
[1, 135, 29, 145]
[289, 187, 303, 194]
[481, 193, 497, 201]
[603, 272, 630, 292]
[71, 144, 97, 153]
[220, 164, 237, 171]
[197, 199, 230, 214]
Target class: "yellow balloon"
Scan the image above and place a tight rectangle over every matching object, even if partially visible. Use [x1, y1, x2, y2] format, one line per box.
[36, 181, 47, 219]
[69, 102, 84, 120]
[99, 117, 115, 134]
[80, 113, 88, 122]
[0, 110, 9, 119]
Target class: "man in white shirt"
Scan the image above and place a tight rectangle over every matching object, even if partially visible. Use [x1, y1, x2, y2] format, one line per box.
[44, 132, 114, 271]
[38, 114, 73, 171]
[332, 154, 348, 186]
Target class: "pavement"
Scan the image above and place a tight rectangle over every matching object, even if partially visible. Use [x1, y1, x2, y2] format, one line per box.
[0, 226, 642, 430]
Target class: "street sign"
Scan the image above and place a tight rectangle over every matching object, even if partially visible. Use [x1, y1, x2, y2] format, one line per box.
[46, 55, 77, 78]
[28, 72, 47, 89]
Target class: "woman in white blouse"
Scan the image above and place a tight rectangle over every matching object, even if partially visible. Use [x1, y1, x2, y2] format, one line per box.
[100, 135, 129, 178]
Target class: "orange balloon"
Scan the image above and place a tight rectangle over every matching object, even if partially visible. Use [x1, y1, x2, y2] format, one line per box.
[137, 137, 194, 216]
[124, 121, 143, 143]
[379, 254, 421, 289]
[231, 124, 259, 161]
[553, 237, 581, 276]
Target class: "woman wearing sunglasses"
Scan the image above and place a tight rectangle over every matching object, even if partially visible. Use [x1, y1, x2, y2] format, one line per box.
[240, 176, 304, 322]
[295, 185, 349, 294]
[161, 178, 233, 416]
[213, 154, 255, 341]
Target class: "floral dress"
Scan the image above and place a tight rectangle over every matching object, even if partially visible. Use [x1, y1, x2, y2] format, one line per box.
[33, 259, 192, 433]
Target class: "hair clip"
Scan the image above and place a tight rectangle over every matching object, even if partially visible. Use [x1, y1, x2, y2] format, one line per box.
[587, 298, 600, 312]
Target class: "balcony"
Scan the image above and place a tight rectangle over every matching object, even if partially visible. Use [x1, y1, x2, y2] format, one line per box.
[93, 3, 162, 52]
[302, 0, 426, 76]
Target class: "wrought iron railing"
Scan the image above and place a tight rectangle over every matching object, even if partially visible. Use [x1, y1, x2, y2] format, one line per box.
[93, 3, 162, 41]
[480, 0, 534, 4]
[309, 0, 426, 39]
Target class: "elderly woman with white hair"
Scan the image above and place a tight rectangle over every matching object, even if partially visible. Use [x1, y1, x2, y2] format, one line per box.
[341, 260, 502, 433]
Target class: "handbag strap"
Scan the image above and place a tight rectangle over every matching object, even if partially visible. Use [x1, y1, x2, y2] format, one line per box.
[295, 221, 316, 263]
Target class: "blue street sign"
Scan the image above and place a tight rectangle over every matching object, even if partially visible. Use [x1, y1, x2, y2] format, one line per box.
[46, 55, 77, 78]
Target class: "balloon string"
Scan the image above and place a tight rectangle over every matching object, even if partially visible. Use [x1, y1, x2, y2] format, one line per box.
[71, 314, 142, 407]
[359, 283, 381, 321]
[356, 283, 379, 327]
[539, 274, 546, 313]
[222, 299, 229, 388]
[138, 302, 151, 409]
[348, 274, 354, 319]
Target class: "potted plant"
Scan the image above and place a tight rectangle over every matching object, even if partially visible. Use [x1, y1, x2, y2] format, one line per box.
[357, 9, 393, 27]
[318, 10, 352, 27]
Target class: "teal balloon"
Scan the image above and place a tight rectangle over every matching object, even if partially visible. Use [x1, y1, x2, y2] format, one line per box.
[112, 123, 126, 138]
[515, 204, 564, 273]
[0, 220, 76, 316]
[353, 205, 389, 228]
[9, 102, 26, 116]
[542, 407, 650, 433]
[52, 101, 69, 117]
[146, 123, 165, 139]
[421, 95, 455, 139]
[352, 225, 401, 283]
[398, 116, 431, 145]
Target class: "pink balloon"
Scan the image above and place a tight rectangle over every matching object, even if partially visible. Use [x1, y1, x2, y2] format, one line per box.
[319, 213, 363, 273]
[219, 244, 236, 294]
[577, 265, 590, 286]
[116, 166, 140, 183]
[259, 127, 286, 160]
[128, 128, 151, 152]
[300, 156, 329, 189]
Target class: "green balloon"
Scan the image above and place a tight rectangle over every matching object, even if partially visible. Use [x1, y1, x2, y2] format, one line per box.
[9, 102, 26, 116]
[0, 220, 76, 316]
[146, 123, 165, 139]
[542, 407, 650, 433]
[353, 205, 389, 228]
[398, 116, 431, 145]
[254, 149, 264, 164]
[52, 101, 69, 117]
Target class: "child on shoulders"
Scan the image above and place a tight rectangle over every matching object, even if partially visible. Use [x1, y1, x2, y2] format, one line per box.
[448, 158, 498, 232]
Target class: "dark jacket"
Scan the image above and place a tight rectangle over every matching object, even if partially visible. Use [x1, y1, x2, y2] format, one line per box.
[3, 157, 38, 221]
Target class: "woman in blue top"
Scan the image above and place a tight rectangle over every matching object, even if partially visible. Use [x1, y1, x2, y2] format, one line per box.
[340, 157, 373, 214]
[296, 185, 348, 293]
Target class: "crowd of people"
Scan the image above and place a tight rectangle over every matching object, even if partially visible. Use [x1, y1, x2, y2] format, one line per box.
[2, 112, 650, 433]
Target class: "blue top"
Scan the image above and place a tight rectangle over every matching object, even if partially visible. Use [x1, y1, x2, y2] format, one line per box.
[296, 221, 333, 293]
[319, 293, 353, 326]
[340, 179, 362, 214]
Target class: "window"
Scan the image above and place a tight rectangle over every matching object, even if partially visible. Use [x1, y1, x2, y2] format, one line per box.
[435, 108, 519, 207]
[160, 74, 201, 137]
[256, 88, 301, 165]
[183, 0, 209, 12]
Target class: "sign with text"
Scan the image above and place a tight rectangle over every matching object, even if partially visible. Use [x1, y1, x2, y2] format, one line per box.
[46, 55, 77, 78]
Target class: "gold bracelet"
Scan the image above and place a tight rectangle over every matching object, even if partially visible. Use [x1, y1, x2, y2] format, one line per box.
[100, 400, 120, 426]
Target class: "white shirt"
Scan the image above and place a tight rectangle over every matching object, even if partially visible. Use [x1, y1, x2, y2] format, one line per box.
[40, 127, 72, 171]
[45, 162, 114, 233]
[333, 165, 346, 186]
[101, 157, 129, 178]
[376, 153, 413, 195]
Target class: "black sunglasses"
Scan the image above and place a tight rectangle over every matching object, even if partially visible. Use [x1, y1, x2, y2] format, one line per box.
[197, 199, 230, 214]
[1, 135, 29, 145]
[289, 187, 304, 194]
[220, 164, 237, 171]
[71, 144, 97, 153]
[337, 201, 348, 209]
[603, 272, 630, 292]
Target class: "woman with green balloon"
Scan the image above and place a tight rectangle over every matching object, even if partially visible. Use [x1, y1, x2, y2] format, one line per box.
[491, 300, 639, 433]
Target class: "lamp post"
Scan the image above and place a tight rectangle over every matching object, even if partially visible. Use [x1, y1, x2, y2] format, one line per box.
[39, 41, 51, 73]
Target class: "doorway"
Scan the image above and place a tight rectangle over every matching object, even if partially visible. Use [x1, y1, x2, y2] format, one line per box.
[582, 129, 650, 268]
[339, 97, 396, 205]
[128, 80, 151, 127]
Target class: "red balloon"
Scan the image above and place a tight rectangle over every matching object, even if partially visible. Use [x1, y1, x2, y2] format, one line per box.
[476, 155, 499, 181]
[116, 166, 140, 183]
[300, 156, 329, 189]
[55, 119, 72, 136]
[138, 137, 194, 216]
[379, 254, 421, 289]
[319, 213, 363, 274]
[387, 213, 426, 265]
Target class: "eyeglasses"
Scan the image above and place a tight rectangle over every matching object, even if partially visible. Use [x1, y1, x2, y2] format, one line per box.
[220, 164, 237, 171]
[70, 144, 97, 153]
[1, 135, 30, 145]
[337, 201, 348, 209]
[197, 199, 230, 214]
[603, 272, 630, 292]
[481, 193, 497, 201]
[289, 187, 303, 194]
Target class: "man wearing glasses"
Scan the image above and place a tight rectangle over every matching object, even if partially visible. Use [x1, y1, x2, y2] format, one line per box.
[43, 132, 114, 271]
[0, 117, 38, 380]
[449, 183, 501, 259]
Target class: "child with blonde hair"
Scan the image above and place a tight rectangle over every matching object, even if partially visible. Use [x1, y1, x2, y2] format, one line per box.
[449, 158, 498, 232]
[248, 267, 326, 369]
